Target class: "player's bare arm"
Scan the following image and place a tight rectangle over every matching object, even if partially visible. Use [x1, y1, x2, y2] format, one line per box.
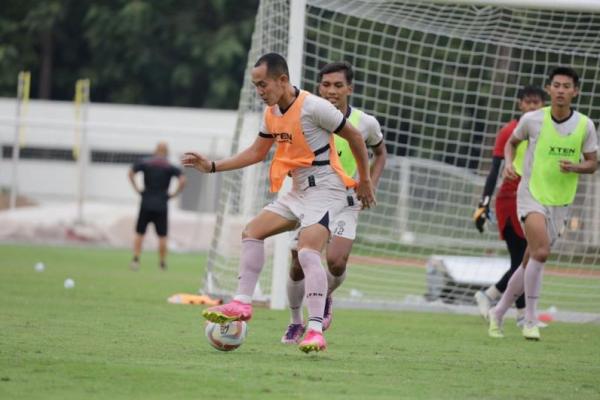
[169, 175, 187, 198]
[503, 135, 522, 180]
[182, 136, 274, 173]
[128, 169, 142, 194]
[559, 151, 598, 174]
[336, 122, 376, 208]
[369, 141, 387, 188]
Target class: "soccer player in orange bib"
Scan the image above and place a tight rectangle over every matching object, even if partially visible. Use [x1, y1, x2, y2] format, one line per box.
[182, 53, 375, 353]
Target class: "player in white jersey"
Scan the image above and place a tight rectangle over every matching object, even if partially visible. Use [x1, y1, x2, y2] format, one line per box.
[281, 62, 387, 344]
[182, 53, 375, 353]
[488, 67, 598, 340]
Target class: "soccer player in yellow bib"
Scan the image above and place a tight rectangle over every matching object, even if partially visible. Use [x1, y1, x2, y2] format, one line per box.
[472, 86, 545, 327]
[488, 67, 598, 340]
[281, 62, 387, 344]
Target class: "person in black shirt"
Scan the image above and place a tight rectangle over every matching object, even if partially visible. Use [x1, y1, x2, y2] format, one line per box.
[128, 142, 186, 270]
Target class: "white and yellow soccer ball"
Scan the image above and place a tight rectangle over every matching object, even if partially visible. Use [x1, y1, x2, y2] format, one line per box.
[205, 321, 248, 351]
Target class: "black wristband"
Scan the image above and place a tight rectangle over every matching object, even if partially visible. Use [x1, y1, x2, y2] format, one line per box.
[210, 161, 216, 173]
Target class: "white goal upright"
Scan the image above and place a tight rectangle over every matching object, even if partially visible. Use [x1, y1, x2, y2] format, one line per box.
[203, 0, 600, 322]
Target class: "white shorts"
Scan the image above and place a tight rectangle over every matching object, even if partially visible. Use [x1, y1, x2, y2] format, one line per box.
[264, 174, 348, 232]
[288, 192, 360, 250]
[330, 192, 361, 240]
[517, 186, 569, 247]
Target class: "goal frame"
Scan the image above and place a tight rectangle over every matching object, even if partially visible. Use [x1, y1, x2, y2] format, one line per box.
[204, 0, 600, 321]
[271, 0, 600, 310]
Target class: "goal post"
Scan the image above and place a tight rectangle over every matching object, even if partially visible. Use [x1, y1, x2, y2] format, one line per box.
[9, 71, 31, 210]
[203, 0, 600, 321]
[270, 0, 308, 310]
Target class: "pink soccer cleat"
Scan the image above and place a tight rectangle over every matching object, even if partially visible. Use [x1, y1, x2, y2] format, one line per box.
[322, 296, 333, 331]
[202, 300, 253, 324]
[281, 323, 306, 344]
[298, 329, 327, 353]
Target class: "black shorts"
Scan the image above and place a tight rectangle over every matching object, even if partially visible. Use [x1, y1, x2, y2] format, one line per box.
[136, 209, 168, 237]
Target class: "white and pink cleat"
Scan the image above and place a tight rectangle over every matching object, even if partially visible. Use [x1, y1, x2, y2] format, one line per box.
[298, 329, 327, 353]
[202, 300, 253, 324]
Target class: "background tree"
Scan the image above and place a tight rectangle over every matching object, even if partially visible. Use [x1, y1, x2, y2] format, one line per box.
[0, 0, 258, 109]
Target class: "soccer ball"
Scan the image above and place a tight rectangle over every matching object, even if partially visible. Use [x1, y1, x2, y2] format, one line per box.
[205, 321, 248, 351]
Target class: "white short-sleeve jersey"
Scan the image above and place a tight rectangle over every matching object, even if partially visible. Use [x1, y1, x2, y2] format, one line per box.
[343, 107, 384, 180]
[352, 108, 384, 148]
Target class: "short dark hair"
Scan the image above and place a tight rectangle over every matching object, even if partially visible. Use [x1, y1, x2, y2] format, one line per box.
[318, 61, 354, 85]
[254, 53, 289, 78]
[517, 85, 546, 102]
[548, 67, 580, 87]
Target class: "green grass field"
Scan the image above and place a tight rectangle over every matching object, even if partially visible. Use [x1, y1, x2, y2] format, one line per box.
[1, 244, 600, 400]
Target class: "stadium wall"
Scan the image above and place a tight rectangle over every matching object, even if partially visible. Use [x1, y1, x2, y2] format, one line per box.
[0, 97, 238, 208]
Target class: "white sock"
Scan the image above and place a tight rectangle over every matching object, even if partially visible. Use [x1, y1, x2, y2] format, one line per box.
[298, 248, 327, 334]
[307, 320, 323, 333]
[287, 277, 305, 324]
[524, 258, 545, 325]
[485, 285, 502, 301]
[233, 294, 252, 304]
[494, 266, 525, 320]
[234, 238, 264, 299]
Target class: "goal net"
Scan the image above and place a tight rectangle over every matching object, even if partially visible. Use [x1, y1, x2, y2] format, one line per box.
[204, 0, 600, 321]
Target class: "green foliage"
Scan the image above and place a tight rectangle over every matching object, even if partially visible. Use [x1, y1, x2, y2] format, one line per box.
[0, 0, 258, 108]
[1, 244, 600, 399]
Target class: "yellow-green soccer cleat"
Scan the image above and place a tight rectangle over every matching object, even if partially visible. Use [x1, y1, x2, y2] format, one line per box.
[487, 309, 504, 338]
[522, 324, 541, 341]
